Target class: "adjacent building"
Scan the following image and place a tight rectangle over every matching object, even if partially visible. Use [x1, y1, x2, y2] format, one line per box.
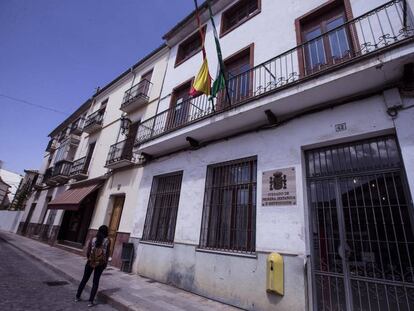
[0, 164, 23, 209]
[19, 0, 414, 310]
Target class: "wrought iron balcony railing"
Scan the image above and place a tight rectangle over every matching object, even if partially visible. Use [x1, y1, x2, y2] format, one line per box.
[51, 160, 73, 178]
[135, 0, 413, 146]
[43, 167, 54, 185]
[121, 79, 152, 111]
[84, 108, 105, 132]
[45, 139, 57, 152]
[70, 117, 85, 135]
[70, 157, 88, 177]
[33, 174, 44, 189]
[105, 139, 135, 168]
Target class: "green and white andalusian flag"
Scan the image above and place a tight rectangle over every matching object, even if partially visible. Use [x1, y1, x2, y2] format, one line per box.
[207, 0, 227, 100]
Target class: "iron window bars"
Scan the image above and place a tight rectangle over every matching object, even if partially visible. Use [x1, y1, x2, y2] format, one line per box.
[142, 171, 183, 244]
[199, 156, 257, 254]
[135, 0, 414, 146]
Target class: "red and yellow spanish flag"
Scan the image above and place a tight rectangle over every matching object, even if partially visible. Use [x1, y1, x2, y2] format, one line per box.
[190, 58, 211, 96]
[189, 0, 211, 97]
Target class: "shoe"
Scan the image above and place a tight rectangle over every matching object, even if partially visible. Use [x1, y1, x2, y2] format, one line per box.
[88, 302, 95, 307]
[75, 297, 81, 302]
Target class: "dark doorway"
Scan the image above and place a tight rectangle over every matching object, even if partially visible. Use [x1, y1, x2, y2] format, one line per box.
[57, 190, 98, 248]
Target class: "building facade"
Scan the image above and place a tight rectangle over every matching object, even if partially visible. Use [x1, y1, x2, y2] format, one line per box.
[20, 0, 414, 310]
[0, 165, 23, 209]
[19, 45, 170, 268]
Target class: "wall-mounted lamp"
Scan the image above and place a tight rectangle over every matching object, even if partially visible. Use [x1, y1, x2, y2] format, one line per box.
[120, 116, 132, 135]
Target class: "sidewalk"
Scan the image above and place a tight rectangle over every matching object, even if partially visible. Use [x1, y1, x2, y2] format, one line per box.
[0, 231, 241, 311]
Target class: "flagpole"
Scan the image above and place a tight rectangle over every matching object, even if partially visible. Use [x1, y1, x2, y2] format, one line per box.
[193, 0, 206, 58]
[206, 0, 232, 106]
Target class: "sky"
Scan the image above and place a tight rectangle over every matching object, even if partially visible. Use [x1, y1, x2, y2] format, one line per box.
[0, 0, 195, 174]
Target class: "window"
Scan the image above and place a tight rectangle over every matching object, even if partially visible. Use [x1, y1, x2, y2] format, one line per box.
[100, 99, 108, 110]
[34, 190, 41, 201]
[53, 140, 70, 164]
[166, 79, 193, 129]
[199, 156, 257, 253]
[120, 121, 139, 160]
[298, 1, 354, 75]
[223, 45, 253, 105]
[175, 27, 206, 66]
[83, 142, 96, 172]
[221, 0, 260, 36]
[142, 171, 183, 244]
[140, 69, 153, 96]
[141, 69, 153, 84]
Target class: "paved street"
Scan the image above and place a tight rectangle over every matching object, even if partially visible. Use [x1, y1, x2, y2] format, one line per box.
[0, 236, 117, 311]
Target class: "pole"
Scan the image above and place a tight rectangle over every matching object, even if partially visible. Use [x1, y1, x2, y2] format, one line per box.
[206, 0, 232, 106]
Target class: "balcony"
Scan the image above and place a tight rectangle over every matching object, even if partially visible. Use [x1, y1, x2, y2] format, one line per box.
[43, 167, 55, 186]
[105, 139, 135, 169]
[45, 139, 57, 153]
[70, 117, 85, 136]
[120, 79, 152, 113]
[33, 174, 45, 190]
[49, 160, 73, 184]
[83, 109, 105, 134]
[69, 157, 89, 180]
[135, 0, 414, 156]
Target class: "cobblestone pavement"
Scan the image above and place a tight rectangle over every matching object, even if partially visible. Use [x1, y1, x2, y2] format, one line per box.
[0, 236, 117, 311]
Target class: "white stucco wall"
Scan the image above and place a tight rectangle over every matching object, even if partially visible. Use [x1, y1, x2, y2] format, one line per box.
[157, 0, 395, 113]
[0, 210, 24, 233]
[130, 93, 405, 311]
[84, 49, 170, 232]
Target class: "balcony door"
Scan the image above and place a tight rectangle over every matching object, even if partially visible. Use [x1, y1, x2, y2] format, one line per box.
[84, 142, 96, 174]
[167, 80, 192, 130]
[140, 69, 153, 97]
[300, 1, 354, 75]
[221, 45, 253, 107]
[120, 121, 139, 161]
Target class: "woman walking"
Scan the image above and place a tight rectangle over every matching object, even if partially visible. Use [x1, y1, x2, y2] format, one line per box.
[75, 225, 110, 307]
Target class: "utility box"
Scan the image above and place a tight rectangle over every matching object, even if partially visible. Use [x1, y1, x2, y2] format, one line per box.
[266, 252, 284, 295]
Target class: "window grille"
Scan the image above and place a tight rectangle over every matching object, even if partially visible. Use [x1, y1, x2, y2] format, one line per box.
[199, 156, 257, 254]
[142, 171, 183, 244]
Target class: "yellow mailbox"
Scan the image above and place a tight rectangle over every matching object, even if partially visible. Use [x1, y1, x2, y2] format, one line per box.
[266, 252, 284, 295]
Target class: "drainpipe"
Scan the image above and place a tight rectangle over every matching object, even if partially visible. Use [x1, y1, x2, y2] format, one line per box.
[154, 48, 170, 116]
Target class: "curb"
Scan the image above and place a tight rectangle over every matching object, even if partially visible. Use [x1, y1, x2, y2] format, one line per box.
[2, 233, 135, 311]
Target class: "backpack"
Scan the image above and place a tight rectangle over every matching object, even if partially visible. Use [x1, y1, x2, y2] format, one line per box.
[88, 237, 108, 268]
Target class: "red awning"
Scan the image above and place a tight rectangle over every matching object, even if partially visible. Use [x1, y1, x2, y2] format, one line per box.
[48, 184, 101, 211]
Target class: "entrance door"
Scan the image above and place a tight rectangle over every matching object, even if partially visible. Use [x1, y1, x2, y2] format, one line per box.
[108, 196, 124, 256]
[306, 136, 414, 311]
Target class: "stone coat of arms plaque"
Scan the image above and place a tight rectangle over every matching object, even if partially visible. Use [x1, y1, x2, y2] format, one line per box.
[262, 167, 296, 206]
